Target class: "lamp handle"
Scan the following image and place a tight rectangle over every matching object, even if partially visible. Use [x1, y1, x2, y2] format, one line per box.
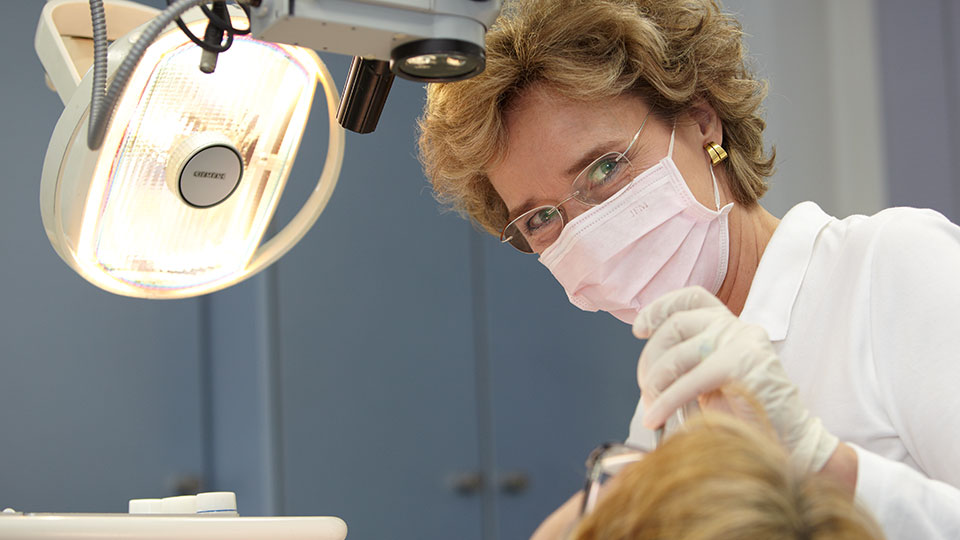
[245, 54, 346, 276]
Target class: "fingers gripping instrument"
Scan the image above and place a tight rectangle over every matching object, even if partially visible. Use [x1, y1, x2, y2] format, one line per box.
[632, 286, 839, 472]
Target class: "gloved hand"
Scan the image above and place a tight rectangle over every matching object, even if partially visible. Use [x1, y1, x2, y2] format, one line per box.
[632, 286, 839, 473]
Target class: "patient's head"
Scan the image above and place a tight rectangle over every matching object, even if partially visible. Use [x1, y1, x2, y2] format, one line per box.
[572, 413, 883, 540]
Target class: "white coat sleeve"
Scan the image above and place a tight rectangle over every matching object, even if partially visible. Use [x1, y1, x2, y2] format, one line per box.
[864, 209, 960, 534]
[852, 443, 960, 538]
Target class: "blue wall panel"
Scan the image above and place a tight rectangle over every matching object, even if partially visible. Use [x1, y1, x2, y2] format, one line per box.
[0, 1, 204, 513]
[206, 276, 281, 515]
[270, 57, 485, 539]
[481, 238, 643, 539]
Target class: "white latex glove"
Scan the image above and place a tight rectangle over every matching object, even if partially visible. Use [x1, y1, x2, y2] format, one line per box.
[632, 286, 839, 473]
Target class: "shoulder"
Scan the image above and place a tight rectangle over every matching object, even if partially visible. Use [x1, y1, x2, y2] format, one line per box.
[837, 207, 960, 268]
[810, 207, 960, 330]
[851, 207, 960, 325]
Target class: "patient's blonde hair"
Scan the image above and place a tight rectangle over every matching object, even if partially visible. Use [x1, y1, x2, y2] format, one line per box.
[418, 0, 775, 236]
[571, 413, 884, 540]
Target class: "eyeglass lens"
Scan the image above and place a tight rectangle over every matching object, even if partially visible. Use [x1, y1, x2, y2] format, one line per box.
[577, 404, 696, 518]
[580, 443, 648, 516]
[501, 151, 633, 253]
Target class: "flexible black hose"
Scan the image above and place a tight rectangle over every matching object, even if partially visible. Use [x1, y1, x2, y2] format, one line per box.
[88, 0, 108, 148]
[86, 0, 206, 150]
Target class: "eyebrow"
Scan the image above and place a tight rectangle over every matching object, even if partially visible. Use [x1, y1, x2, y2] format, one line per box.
[564, 140, 620, 178]
[505, 138, 624, 222]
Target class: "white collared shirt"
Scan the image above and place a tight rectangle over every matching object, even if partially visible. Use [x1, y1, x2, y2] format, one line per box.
[627, 201, 960, 537]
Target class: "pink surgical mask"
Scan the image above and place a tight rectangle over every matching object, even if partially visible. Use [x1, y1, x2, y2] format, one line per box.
[538, 128, 733, 324]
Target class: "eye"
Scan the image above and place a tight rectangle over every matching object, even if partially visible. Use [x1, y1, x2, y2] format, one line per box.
[585, 156, 624, 187]
[524, 207, 561, 234]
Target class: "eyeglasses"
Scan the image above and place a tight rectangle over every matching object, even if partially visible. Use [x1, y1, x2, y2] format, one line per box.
[579, 442, 650, 517]
[499, 112, 651, 254]
[578, 421, 680, 519]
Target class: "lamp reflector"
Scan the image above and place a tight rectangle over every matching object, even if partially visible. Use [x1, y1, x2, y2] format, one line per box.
[40, 16, 343, 299]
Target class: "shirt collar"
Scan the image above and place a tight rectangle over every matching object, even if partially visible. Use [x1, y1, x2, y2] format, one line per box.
[738, 201, 834, 341]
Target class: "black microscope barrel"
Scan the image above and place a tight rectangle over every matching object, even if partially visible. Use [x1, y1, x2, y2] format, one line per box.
[336, 56, 395, 134]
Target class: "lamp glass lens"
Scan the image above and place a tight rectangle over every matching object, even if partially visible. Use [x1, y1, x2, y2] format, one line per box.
[76, 22, 321, 297]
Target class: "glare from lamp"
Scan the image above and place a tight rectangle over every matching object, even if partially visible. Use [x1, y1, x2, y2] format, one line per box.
[41, 17, 343, 299]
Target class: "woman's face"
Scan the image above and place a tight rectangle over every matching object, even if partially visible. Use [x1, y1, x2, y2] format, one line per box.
[487, 85, 727, 251]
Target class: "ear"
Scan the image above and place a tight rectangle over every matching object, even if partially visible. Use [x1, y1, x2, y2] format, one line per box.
[687, 100, 723, 146]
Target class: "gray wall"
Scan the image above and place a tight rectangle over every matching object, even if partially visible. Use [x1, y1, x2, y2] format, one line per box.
[2, 1, 959, 539]
[726, 0, 889, 219]
[877, 0, 960, 220]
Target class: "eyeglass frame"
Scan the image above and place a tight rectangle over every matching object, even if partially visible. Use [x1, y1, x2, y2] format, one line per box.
[578, 422, 673, 519]
[578, 441, 652, 517]
[498, 111, 652, 254]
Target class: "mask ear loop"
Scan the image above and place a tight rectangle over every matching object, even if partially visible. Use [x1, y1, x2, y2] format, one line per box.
[670, 122, 723, 211]
[709, 160, 722, 211]
[668, 123, 677, 158]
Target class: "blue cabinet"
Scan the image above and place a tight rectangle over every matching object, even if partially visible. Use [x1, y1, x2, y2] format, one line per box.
[270, 65, 484, 539]
[481, 239, 642, 539]
[265, 53, 643, 539]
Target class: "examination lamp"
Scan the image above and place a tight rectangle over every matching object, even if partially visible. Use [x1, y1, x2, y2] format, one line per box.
[35, 0, 500, 299]
[37, 0, 344, 298]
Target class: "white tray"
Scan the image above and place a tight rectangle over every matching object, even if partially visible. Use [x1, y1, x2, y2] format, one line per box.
[0, 514, 348, 540]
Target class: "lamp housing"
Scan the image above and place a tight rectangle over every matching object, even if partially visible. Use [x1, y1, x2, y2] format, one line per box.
[250, 0, 500, 133]
[36, 2, 345, 299]
[249, 0, 500, 83]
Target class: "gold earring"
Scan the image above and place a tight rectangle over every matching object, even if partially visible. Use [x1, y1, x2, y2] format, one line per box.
[704, 142, 728, 166]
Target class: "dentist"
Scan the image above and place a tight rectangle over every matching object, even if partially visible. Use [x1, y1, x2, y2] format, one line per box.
[418, 0, 960, 536]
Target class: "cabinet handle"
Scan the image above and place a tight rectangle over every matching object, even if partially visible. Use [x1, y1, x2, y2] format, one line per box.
[498, 471, 530, 495]
[449, 472, 484, 496]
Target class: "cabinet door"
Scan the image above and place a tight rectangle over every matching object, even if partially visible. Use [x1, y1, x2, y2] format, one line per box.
[272, 61, 485, 540]
[481, 236, 642, 539]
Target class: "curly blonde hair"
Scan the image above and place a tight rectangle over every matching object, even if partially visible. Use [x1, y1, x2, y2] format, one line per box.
[572, 413, 884, 540]
[418, 0, 775, 236]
